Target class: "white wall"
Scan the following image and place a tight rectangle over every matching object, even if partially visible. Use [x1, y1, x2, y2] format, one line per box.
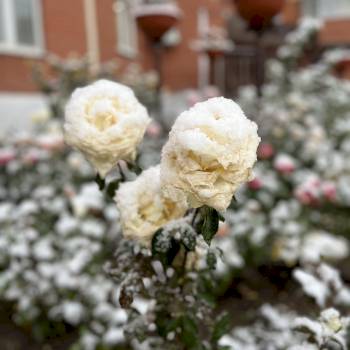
[0, 93, 47, 136]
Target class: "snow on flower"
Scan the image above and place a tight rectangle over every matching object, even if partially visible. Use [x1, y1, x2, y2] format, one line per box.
[293, 308, 349, 349]
[294, 263, 350, 308]
[64, 79, 151, 177]
[274, 154, 296, 175]
[321, 181, 337, 202]
[115, 165, 187, 244]
[294, 174, 321, 206]
[71, 182, 104, 217]
[161, 97, 260, 212]
[293, 268, 329, 307]
[301, 231, 349, 263]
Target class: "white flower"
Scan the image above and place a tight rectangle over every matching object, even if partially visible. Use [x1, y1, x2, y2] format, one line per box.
[160, 97, 260, 212]
[115, 165, 187, 244]
[64, 79, 151, 177]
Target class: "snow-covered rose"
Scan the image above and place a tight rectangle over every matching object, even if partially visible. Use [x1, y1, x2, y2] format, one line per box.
[64, 80, 151, 177]
[115, 165, 187, 244]
[160, 97, 260, 212]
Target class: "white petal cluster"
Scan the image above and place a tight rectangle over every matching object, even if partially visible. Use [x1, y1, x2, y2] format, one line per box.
[115, 166, 187, 244]
[64, 80, 150, 177]
[160, 97, 260, 211]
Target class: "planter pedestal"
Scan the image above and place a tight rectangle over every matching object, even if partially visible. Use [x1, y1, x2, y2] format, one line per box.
[134, 3, 181, 124]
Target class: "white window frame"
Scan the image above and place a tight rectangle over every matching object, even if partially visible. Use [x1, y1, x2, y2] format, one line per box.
[302, 0, 350, 20]
[114, 0, 138, 59]
[0, 0, 44, 57]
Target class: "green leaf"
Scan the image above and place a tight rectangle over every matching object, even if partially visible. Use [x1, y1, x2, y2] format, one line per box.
[156, 315, 181, 338]
[180, 315, 200, 349]
[199, 206, 219, 245]
[181, 228, 197, 251]
[95, 173, 105, 191]
[152, 229, 180, 267]
[211, 312, 231, 344]
[206, 250, 217, 270]
[218, 212, 226, 222]
[106, 179, 121, 198]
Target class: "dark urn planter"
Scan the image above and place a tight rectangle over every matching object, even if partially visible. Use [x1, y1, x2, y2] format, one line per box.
[206, 49, 226, 59]
[134, 4, 181, 41]
[234, 0, 285, 31]
[335, 57, 350, 77]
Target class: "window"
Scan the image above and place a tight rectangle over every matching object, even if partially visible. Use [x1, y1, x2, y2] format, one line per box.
[302, 0, 350, 19]
[114, 0, 138, 58]
[0, 0, 44, 56]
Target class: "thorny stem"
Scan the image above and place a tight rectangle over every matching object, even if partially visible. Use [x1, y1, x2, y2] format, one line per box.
[191, 208, 199, 227]
[117, 162, 126, 181]
[179, 209, 200, 292]
[181, 249, 188, 272]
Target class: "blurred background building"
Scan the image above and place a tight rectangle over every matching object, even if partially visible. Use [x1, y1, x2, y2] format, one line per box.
[1, 0, 350, 129]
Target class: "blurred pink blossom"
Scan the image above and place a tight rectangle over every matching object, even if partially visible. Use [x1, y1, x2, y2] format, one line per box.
[248, 177, 263, 190]
[186, 90, 201, 106]
[203, 85, 220, 99]
[22, 149, 41, 165]
[295, 188, 318, 206]
[294, 176, 321, 206]
[146, 121, 162, 138]
[0, 148, 16, 166]
[274, 154, 296, 175]
[321, 181, 337, 202]
[258, 143, 274, 160]
[36, 135, 65, 152]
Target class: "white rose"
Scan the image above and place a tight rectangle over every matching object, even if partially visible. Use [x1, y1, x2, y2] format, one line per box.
[160, 97, 260, 212]
[115, 165, 187, 244]
[64, 79, 151, 177]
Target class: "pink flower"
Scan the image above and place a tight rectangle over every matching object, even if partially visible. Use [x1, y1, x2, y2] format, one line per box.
[322, 181, 337, 202]
[0, 148, 16, 166]
[22, 149, 41, 165]
[217, 222, 230, 237]
[36, 135, 64, 152]
[146, 121, 162, 138]
[295, 188, 318, 206]
[274, 154, 296, 175]
[248, 177, 263, 190]
[294, 175, 321, 206]
[203, 85, 220, 99]
[257, 143, 274, 160]
[186, 90, 201, 106]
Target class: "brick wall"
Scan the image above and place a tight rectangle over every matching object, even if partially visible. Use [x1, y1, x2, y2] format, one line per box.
[162, 0, 233, 90]
[1, 0, 350, 93]
[0, 0, 87, 92]
[0, 0, 233, 93]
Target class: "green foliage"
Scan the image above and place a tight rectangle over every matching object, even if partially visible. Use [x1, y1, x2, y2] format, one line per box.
[152, 229, 180, 267]
[211, 312, 230, 344]
[198, 206, 220, 245]
[181, 228, 197, 251]
[206, 250, 218, 270]
[179, 315, 201, 350]
[95, 173, 105, 191]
